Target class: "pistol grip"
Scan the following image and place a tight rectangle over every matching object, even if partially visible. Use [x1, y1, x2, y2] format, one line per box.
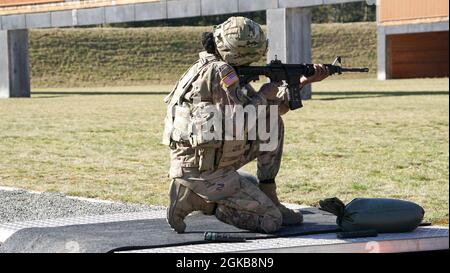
[287, 85, 304, 110]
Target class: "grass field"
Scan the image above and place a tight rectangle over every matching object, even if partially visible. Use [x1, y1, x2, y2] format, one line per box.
[29, 22, 376, 87]
[0, 78, 448, 225]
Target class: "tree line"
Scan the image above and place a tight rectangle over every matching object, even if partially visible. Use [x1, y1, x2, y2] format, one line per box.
[110, 2, 376, 27]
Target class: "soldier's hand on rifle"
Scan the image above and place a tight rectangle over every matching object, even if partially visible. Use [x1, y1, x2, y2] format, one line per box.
[260, 82, 283, 100]
[300, 64, 330, 88]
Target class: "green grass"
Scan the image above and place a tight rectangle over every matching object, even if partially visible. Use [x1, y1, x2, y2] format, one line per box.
[29, 22, 376, 87]
[0, 78, 448, 225]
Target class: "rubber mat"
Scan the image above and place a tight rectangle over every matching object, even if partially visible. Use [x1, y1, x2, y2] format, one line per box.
[0, 208, 338, 253]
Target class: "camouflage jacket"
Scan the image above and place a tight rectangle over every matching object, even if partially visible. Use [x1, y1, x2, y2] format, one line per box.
[162, 52, 269, 179]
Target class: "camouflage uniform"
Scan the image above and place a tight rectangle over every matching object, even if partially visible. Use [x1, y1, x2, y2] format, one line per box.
[163, 17, 289, 233]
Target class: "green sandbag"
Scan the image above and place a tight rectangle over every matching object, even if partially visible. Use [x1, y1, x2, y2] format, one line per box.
[319, 197, 425, 233]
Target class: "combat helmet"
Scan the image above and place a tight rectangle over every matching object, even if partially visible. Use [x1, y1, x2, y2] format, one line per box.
[213, 17, 268, 66]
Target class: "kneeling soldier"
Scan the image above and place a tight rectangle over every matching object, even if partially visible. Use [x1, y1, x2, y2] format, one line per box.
[163, 17, 329, 233]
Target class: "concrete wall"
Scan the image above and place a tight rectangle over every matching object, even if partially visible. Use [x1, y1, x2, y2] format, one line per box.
[267, 7, 312, 99]
[0, 29, 30, 98]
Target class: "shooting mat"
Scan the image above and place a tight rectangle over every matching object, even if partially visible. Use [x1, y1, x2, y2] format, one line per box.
[0, 208, 339, 253]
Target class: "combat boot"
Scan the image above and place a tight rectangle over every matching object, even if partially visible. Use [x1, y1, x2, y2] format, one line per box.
[167, 179, 216, 233]
[259, 183, 303, 226]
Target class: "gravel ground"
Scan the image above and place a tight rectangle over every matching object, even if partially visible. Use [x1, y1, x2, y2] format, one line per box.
[0, 189, 164, 224]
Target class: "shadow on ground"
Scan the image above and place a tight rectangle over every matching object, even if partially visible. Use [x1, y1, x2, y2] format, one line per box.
[32, 91, 169, 96]
[314, 91, 449, 101]
[32, 91, 449, 100]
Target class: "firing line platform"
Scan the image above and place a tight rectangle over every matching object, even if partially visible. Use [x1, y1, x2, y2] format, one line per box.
[0, 204, 447, 253]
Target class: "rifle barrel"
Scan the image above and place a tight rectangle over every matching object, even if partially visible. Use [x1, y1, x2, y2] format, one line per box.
[341, 67, 369, 73]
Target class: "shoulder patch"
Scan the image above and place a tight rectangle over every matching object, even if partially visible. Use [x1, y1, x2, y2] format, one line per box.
[218, 64, 239, 89]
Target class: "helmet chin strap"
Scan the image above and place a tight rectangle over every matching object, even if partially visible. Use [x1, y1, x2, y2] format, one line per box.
[215, 49, 224, 62]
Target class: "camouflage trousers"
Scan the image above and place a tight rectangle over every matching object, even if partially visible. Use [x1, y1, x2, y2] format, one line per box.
[176, 116, 285, 233]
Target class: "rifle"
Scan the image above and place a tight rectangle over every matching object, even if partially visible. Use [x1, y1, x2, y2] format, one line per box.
[234, 56, 369, 110]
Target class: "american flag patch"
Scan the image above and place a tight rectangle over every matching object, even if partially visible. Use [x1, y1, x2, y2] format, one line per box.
[221, 71, 239, 88]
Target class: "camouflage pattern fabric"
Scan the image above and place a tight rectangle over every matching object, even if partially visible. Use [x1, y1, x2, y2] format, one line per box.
[214, 176, 282, 233]
[163, 48, 285, 232]
[213, 16, 268, 66]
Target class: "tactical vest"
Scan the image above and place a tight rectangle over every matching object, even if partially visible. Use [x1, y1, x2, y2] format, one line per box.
[162, 53, 248, 173]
